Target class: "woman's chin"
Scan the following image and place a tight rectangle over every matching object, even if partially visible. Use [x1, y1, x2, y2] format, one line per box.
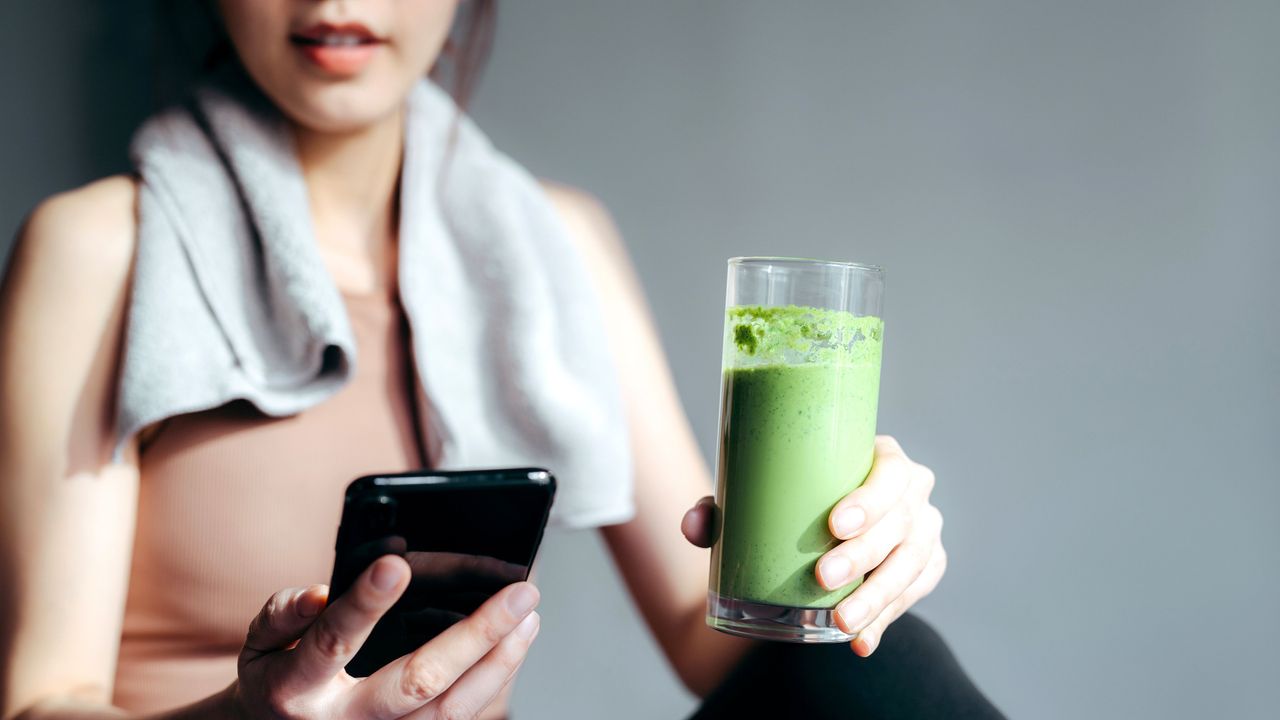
[281, 91, 404, 136]
[270, 75, 413, 136]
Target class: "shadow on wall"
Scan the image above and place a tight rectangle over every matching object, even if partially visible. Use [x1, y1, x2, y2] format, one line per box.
[80, 0, 155, 179]
[1, 0, 223, 263]
[83, 0, 232, 173]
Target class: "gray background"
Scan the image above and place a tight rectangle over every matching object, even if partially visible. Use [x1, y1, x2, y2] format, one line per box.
[3, 1, 1278, 718]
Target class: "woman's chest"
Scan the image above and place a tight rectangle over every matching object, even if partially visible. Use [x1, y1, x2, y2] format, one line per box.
[120, 294, 427, 647]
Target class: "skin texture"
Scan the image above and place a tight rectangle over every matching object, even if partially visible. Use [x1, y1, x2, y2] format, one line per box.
[0, 1, 947, 717]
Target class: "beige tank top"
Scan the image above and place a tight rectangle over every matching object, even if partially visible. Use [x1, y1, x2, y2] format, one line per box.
[112, 289, 429, 712]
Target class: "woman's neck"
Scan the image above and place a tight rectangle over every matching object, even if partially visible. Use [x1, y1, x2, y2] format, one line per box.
[292, 110, 405, 292]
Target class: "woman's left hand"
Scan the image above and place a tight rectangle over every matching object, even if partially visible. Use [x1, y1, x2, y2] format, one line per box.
[681, 435, 946, 657]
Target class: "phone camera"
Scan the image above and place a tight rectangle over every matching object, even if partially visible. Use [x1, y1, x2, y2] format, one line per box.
[360, 494, 398, 531]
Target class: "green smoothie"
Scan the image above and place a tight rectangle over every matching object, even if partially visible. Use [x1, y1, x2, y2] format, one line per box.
[709, 305, 883, 608]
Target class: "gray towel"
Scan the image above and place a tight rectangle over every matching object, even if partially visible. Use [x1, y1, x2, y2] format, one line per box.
[119, 72, 634, 529]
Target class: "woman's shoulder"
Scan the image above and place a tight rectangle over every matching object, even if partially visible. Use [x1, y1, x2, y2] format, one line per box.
[539, 181, 632, 276]
[18, 174, 138, 264]
[538, 180, 661, 357]
[8, 174, 138, 301]
[3, 175, 138, 375]
[540, 181, 607, 227]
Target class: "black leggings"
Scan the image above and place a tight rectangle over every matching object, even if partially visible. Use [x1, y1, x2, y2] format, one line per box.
[688, 613, 1005, 719]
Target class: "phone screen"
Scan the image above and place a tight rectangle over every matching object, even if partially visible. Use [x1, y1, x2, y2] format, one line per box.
[329, 469, 555, 677]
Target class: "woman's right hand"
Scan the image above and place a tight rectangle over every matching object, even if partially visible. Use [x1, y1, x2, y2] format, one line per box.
[232, 555, 541, 720]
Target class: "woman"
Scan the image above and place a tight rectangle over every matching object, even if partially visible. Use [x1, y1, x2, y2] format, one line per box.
[0, 2, 999, 719]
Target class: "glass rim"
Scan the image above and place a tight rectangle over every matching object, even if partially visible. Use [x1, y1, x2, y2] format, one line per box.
[727, 256, 884, 274]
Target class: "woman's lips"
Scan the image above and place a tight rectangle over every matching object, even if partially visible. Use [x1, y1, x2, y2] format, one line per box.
[290, 22, 385, 77]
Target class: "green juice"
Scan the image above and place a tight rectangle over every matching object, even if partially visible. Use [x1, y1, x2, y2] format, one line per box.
[709, 305, 883, 609]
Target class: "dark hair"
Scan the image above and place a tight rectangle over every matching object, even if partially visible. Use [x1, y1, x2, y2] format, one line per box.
[433, 0, 498, 110]
[160, 1, 498, 109]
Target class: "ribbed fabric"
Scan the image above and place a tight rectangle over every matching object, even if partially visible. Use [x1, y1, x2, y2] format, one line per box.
[112, 290, 425, 713]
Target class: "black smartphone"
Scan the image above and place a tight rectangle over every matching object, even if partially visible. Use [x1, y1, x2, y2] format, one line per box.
[328, 467, 556, 677]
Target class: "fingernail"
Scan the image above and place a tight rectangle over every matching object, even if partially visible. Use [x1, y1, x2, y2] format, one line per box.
[860, 629, 879, 655]
[515, 611, 540, 639]
[832, 506, 865, 537]
[296, 586, 326, 617]
[818, 555, 852, 589]
[837, 598, 871, 632]
[507, 583, 540, 616]
[370, 559, 400, 591]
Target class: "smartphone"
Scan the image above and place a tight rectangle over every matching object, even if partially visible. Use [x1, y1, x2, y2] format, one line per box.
[328, 467, 556, 677]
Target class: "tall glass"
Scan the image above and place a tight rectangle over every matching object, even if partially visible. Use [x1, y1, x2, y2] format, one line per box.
[707, 257, 885, 642]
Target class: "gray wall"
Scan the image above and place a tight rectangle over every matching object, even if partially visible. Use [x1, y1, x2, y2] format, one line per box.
[3, 2, 1278, 719]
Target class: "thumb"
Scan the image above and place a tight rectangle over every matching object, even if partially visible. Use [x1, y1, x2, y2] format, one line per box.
[239, 584, 329, 668]
[681, 496, 718, 548]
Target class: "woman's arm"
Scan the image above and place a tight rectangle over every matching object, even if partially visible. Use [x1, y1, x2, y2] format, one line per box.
[548, 184, 950, 699]
[543, 185, 755, 697]
[0, 177, 165, 720]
